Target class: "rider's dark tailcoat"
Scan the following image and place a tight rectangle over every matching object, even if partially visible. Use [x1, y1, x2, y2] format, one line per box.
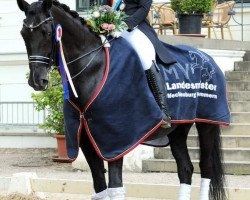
[102, 0, 176, 65]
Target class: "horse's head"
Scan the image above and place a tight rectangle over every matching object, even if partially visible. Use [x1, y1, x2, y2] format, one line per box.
[17, 0, 55, 91]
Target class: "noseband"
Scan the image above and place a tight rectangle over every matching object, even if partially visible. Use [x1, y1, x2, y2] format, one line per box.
[23, 15, 56, 66]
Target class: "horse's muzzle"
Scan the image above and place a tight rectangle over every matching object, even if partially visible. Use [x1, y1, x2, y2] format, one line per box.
[28, 76, 48, 91]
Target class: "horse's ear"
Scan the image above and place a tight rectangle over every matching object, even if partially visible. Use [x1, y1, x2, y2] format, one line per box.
[42, 0, 53, 11]
[17, 0, 30, 12]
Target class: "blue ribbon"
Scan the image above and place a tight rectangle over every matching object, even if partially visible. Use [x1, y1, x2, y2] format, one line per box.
[113, 0, 122, 11]
[58, 49, 69, 100]
[55, 24, 69, 100]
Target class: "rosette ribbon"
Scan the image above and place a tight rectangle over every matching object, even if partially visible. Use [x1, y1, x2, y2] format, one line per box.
[113, 0, 122, 11]
[55, 24, 78, 99]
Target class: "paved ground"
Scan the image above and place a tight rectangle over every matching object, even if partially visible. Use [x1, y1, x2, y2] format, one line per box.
[0, 148, 250, 199]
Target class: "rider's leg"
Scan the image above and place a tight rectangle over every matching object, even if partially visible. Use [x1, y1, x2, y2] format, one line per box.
[80, 131, 109, 200]
[107, 158, 125, 200]
[121, 29, 171, 128]
[145, 61, 171, 128]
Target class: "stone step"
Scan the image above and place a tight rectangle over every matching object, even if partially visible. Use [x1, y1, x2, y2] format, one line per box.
[187, 135, 250, 148]
[227, 81, 250, 91]
[142, 159, 250, 175]
[188, 124, 250, 135]
[228, 101, 250, 112]
[234, 61, 250, 72]
[230, 112, 250, 123]
[225, 71, 250, 81]
[221, 124, 250, 135]
[228, 91, 250, 101]
[154, 147, 250, 162]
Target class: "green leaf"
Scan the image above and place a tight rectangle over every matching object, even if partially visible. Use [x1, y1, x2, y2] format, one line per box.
[171, 0, 212, 14]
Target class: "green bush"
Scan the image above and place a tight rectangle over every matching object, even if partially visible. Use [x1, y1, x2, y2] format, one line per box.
[171, 0, 212, 14]
[31, 70, 64, 135]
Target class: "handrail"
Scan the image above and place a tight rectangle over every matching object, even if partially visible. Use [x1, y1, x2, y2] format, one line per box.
[0, 101, 46, 128]
[232, 0, 246, 41]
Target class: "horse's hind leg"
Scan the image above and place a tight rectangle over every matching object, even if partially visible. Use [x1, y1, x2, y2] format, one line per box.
[168, 124, 193, 200]
[196, 123, 227, 200]
[80, 132, 109, 200]
[108, 158, 125, 200]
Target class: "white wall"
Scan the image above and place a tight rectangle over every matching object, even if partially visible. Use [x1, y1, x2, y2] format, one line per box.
[0, 0, 76, 102]
[0, 0, 76, 54]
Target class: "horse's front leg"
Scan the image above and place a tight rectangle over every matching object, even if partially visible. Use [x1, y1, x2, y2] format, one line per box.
[168, 124, 193, 200]
[80, 132, 109, 200]
[108, 158, 125, 200]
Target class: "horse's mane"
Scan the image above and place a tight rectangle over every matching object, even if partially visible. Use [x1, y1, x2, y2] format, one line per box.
[43, 0, 87, 26]
[43, 0, 99, 36]
[51, 0, 87, 26]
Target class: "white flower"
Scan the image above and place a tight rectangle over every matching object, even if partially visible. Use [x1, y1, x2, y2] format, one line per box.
[88, 5, 128, 36]
[111, 31, 123, 38]
[120, 21, 128, 30]
[92, 11, 100, 18]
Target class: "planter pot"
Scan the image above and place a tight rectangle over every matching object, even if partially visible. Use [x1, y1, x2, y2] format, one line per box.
[52, 134, 72, 163]
[178, 14, 203, 34]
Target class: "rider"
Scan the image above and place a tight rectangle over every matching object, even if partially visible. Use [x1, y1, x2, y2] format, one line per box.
[102, 0, 175, 128]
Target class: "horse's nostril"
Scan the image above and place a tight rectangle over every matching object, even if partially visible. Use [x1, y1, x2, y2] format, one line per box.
[40, 79, 48, 87]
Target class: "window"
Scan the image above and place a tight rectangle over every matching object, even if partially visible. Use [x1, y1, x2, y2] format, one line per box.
[76, 0, 102, 12]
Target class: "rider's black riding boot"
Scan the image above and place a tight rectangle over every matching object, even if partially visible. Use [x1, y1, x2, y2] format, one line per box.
[145, 61, 171, 128]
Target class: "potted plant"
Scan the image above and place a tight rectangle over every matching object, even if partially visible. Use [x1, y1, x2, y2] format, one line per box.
[31, 70, 70, 162]
[171, 0, 213, 34]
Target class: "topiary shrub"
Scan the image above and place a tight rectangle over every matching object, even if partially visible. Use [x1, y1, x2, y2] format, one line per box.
[171, 0, 213, 14]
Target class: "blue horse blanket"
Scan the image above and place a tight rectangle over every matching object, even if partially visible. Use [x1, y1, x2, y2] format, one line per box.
[63, 38, 230, 161]
[161, 43, 230, 125]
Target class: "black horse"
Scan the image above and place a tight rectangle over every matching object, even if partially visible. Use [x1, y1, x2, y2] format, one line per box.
[17, 0, 229, 200]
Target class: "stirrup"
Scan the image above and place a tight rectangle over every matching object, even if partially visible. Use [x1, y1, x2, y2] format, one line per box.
[161, 114, 171, 129]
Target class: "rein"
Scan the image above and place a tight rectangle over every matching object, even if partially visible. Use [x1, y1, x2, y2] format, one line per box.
[51, 38, 112, 87]
[70, 37, 115, 79]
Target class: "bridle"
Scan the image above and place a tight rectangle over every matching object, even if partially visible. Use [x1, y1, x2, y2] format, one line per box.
[22, 8, 114, 80]
[23, 14, 56, 67]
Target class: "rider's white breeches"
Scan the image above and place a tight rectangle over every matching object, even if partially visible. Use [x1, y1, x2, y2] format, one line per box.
[121, 28, 155, 70]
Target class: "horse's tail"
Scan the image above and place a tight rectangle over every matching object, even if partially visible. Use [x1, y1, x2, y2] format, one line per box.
[209, 126, 228, 200]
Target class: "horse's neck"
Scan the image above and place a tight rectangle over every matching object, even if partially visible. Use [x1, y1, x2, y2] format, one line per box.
[52, 6, 106, 109]
[52, 6, 101, 62]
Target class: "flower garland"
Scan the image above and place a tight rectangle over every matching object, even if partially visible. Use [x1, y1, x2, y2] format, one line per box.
[87, 5, 128, 37]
